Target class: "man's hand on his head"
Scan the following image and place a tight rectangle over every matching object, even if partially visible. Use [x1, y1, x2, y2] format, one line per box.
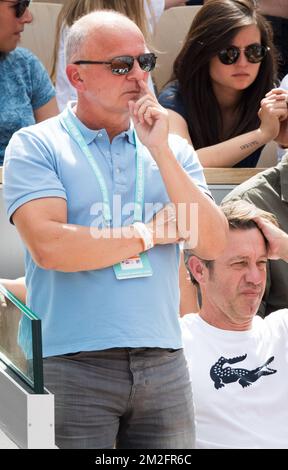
[254, 217, 288, 262]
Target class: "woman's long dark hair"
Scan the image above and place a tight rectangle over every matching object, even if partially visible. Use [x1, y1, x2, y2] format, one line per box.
[170, 0, 277, 149]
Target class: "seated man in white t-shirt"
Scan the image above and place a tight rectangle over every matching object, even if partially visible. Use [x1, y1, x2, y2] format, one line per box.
[181, 199, 288, 449]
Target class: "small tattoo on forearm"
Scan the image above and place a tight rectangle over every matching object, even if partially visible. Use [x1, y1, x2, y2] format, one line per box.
[240, 140, 259, 150]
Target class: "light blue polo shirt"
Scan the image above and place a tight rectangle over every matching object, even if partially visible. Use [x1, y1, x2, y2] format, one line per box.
[4, 103, 210, 357]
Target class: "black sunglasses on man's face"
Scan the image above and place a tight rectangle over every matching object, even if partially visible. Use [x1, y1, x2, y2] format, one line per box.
[74, 53, 157, 76]
[0, 0, 30, 18]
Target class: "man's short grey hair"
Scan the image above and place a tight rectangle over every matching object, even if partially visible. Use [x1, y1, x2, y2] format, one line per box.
[184, 199, 278, 285]
[65, 10, 133, 64]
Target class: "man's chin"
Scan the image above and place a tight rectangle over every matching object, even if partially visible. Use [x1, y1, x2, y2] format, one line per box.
[237, 293, 261, 311]
[242, 298, 261, 314]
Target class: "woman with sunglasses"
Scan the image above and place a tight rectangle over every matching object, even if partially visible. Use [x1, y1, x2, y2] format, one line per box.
[0, 0, 58, 165]
[158, 0, 288, 167]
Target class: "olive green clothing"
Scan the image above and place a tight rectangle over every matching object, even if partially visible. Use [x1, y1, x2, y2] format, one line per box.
[223, 152, 288, 317]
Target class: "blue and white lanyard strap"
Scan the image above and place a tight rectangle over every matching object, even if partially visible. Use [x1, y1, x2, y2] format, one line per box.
[133, 131, 144, 222]
[63, 114, 144, 225]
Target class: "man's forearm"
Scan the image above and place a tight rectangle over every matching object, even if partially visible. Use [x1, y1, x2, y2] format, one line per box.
[152, 145, 228, 260]
[15, 208, 179, 273]
[17, 221, 144, 272]
[0, 277, 26, 303]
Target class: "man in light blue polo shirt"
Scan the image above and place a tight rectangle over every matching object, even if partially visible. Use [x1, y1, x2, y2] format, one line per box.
[3, 10, 227, 449]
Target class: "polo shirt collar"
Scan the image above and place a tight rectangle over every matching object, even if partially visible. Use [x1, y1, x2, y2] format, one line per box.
[60, 101, 99, 144]
[61, 101, 136, 146]
[124, 124, 136, 145]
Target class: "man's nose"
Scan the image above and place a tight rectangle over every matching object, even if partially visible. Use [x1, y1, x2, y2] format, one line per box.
[244, 266, 263, 285]
[127, 59, 146, 80]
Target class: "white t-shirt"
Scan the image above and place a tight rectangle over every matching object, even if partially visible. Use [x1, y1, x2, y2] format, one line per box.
[180, 310, 288, 449]
[55, 0, 164, 111]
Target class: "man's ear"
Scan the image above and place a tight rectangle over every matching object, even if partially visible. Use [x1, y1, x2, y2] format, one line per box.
[66, 64, 85, 91]
[188, 256, 207, 285]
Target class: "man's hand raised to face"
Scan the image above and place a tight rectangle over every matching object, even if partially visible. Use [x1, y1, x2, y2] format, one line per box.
[128, 80, 170, 158]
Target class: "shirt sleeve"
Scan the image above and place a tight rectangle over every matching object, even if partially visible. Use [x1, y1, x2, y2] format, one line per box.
[3, 126, 66, 223]
[26, 50, 56, 110]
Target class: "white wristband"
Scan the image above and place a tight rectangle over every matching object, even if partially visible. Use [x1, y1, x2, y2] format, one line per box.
[133, 222, 154, 251]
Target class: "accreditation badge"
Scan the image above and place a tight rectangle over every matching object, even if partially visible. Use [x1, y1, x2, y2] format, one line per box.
[113, 252, 153, 280]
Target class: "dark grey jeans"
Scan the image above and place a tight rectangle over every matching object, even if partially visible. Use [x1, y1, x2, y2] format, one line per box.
[43, 347, 195, 449]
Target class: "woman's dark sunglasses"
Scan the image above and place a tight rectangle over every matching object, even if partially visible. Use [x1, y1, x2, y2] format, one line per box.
[218, 44, 269, 65]
[74, 53, 157, 75]
[1, 0, 30, 18]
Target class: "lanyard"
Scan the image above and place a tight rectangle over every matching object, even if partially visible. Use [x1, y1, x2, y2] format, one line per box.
[63, 114, 144, 226]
